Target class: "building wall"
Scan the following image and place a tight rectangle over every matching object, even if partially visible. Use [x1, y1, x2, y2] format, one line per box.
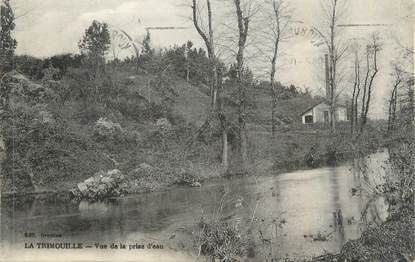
[336, 107, 347, 121]
[301, 102, 348, 124]
[313, 103, 331, 123]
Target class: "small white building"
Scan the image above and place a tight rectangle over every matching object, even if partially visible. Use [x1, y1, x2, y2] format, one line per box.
[300, 100, 348, 124]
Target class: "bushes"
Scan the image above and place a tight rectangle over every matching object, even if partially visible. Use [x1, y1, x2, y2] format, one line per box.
[93, 117, 123, 141]
[385, 142, 414, 214]
[60, 68, 95, 102]
[267, 125, 385, 173]
[0, 103, 111, 193]
[339, 209, 414, 262]
[1, 50, 223, 195]
[196, 220, 247, 261]
[126, 154, 200, 193]
[2, 72, 56, 105]
[75, 103, 107, 124]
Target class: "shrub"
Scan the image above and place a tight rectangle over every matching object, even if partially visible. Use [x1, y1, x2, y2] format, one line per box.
[75, 103, 106, 124]
[93, 117, 124, 142]
[197, 220, 247, 261]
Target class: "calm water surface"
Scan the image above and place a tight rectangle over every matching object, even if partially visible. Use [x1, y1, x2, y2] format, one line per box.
[0, 151, 389, 261]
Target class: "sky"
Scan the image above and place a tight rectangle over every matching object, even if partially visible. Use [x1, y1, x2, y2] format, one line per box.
[11, 0, 414, 118]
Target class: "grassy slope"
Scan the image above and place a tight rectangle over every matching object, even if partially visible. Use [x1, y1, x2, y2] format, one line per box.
[0, 69, 219, 195]
[248, 87, 317, 125]
[111, 70, 211, 126]
[1, 67, 385, 195]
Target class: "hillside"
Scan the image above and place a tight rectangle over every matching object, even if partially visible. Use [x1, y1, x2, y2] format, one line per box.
[0, 67, 218, 195]
[248, 86, 319, 126]
[115, 71, 211, 126]
[0, 61, 384, 197]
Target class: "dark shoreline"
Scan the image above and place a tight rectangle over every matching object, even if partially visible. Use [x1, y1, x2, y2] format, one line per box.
[0, 147, 381, 200]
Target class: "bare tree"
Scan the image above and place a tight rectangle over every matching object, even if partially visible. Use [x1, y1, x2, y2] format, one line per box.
[191, 0, 229, 171]
[192, 0, 217, 107]
[359, 45, 370, 130]
[360, 33, 381, 132]
[388, 65, 403, 133]
[315, 0, 349, 133]
[233, 0, 256, 172]
[266, 0, 291, 137]
[388, 0, 414, 131]
[350, 44, 361, 134]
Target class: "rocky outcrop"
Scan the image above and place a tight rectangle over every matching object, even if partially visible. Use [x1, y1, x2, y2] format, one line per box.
[175, 168, 202, 187]
[127, 163, 161, 193]
[37, 110, 54, 124]
[156, 118, 172, 131]
[5, 71, 56, 103]
[93, 118, 124, 141]
[70, 169, 127, 201]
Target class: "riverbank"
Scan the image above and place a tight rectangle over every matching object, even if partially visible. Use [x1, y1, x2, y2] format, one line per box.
[310, 208, 414, 262]
[0, 68, 388, 199]
[0, 155, 398, 262]
[0, 122, 385, 200]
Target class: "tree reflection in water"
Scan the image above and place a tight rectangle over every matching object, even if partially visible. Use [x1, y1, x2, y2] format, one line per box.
[352, 143, 414, 232]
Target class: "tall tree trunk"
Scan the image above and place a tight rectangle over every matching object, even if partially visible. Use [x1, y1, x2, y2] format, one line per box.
[210, 57, 217, 108]
[387, 98, 392, 133]
[329, 62, 336, 132]
[207, 0, 217, 108]
[350, 80, 356, 134]
[237, 55, 248, 172]
[350, 56, 360, 134]
[388, 75, 401, 133]
[392, 89, 397, 127]
[271, 84, 277, 137]
[192, 0, 217, 107]
[361, 38, 379, 132]
[270, 47, 278, 137]
[329, 0, 338, 133]
[186, 56, 190, 83]
[192, 0, 227, 172]
[234, 0, 250, 172]
[360, 47, 371, 132]
[388, 88, 396, 133]
[270, 17, 280, 137]
[354, 79, 361, 133]
[270, 0, 283, 138]
[217, 69, 228, 171]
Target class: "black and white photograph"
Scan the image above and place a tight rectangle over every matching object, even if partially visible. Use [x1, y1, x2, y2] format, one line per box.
[0, 0, 414, 261]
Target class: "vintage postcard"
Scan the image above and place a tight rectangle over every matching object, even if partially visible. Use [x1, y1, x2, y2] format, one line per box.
[0, 0, 414, 261]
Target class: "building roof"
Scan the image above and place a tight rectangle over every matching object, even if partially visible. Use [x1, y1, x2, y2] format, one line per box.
[299, 99, 347, 117]
[299, 99, 326, 116]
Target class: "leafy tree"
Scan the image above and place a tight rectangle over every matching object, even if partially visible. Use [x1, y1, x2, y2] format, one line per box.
[0, 0, 17, 73]
[46, 53, 84, 77]
[185, 41, 193, 82]
[78, 20, 111, 75]
[187, 47, 210, 84]
[13, 55, 44, 79]
[137, 30, 154, 70]
[164, 44, 186, 78]
[141, 30, 153, 55]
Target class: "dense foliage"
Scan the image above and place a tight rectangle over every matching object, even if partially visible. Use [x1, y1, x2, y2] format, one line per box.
[0, 0, 17, 72]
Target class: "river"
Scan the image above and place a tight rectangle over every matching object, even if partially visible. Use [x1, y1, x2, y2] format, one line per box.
[0, 151, 389, 261]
